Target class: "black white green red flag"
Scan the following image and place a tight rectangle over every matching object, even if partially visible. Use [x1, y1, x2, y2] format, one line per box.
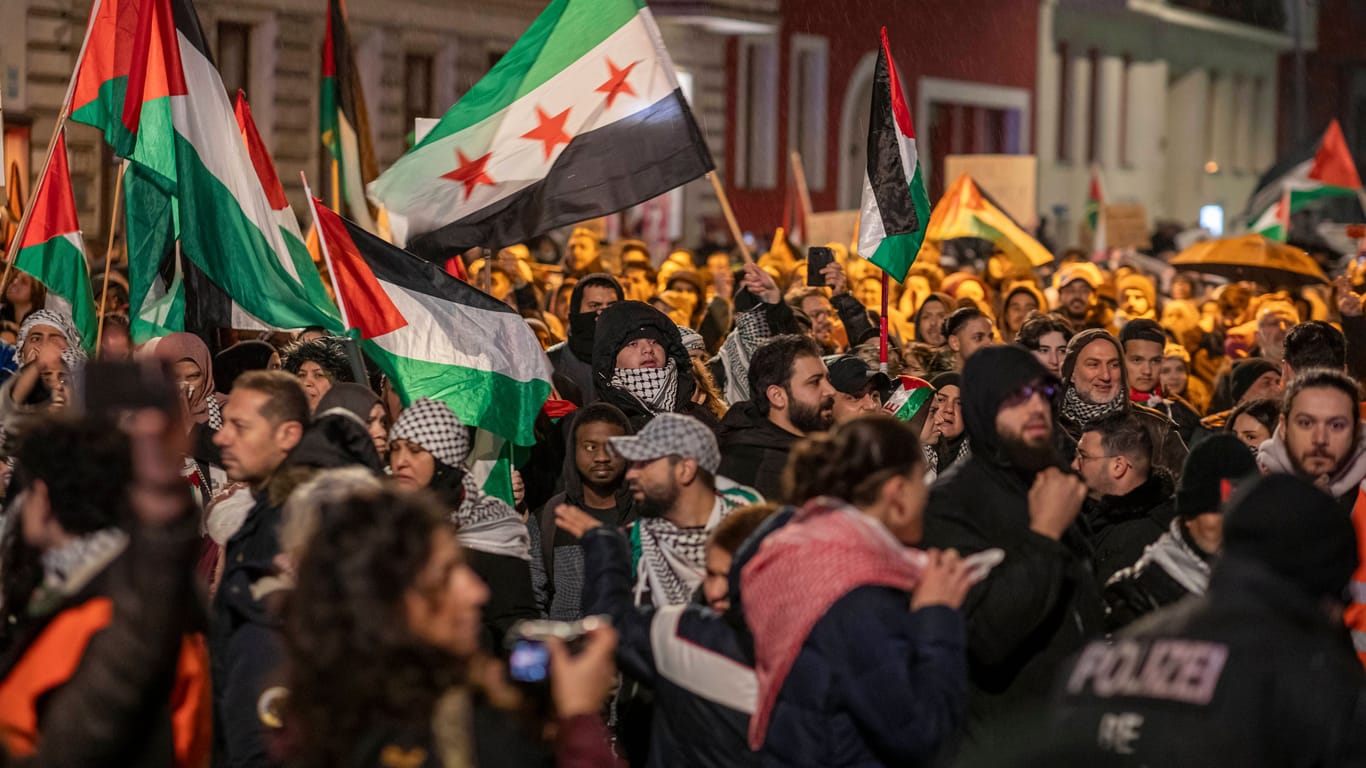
[857, 28, 931, 283]
[308, 197, 551, 447]
[367, 0, 713, 259]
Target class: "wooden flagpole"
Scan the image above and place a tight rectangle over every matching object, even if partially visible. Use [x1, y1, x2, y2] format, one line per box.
[707, 170, 753, 265]
[300, 172, 352, 331]
[789, 151, 814, 236]
[94, 160, 128, 353]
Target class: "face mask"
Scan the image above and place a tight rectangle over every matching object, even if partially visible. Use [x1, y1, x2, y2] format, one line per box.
[568, 311, 598, 360]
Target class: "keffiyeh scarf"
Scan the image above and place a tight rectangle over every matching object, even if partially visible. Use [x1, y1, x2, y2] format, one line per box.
[610, 359, 679, 414]
[635, 517, 710, 606]
[719, 305, 771, 405]
[1060, 385, 1126, 427]
[18, 309, 86, 364]
[37, 527, 128, 607]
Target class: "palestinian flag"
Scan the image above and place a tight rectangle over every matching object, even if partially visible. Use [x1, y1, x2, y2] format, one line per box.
[69, 0, 341, 341]
[1246, 119, 1363, 223]
[368, 0, 713, 258]
[857, 27, 931, 283]
[234, 90, 335, 325]
[919, 174, 1053, 270]
[9, 127, 98, 352]
[1248, 188, 1294, 242]
[309, 197, 551, 446]
[320, 0, 380, 233]
[884, 376, 934, 424]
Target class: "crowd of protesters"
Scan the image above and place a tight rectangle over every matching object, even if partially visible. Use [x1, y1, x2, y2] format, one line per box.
[0, 222, 1364, 767]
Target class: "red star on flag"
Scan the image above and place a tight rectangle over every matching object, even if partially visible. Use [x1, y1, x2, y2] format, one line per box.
[441, 149, 495, 200]
[596, 58, 639, 109]
[521, 106, 573, 161]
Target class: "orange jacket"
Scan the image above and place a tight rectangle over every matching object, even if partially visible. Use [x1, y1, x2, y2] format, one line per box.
[0, 596, 211, 766]
[1347, 490, 1366, 668]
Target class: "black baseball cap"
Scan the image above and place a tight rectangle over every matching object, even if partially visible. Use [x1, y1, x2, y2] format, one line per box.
[824, 354, 891, 397]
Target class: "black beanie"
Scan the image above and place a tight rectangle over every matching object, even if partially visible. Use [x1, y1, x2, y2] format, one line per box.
[961, 345, 1055, 455]
[1175, 433, 1257, 519]
[1119, 318, 1166, 347]
[1230, 358, 1279, 404]
[1222, 473, 1358, 601]
[1061, 328, 1122, 384]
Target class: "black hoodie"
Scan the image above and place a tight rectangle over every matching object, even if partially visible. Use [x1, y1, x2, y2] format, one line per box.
[545, 273, 624, 405]
[591, 301, 717, 433]
[716, 401, 800, 500]
[530, 405, 637, 619]
[922, 345, 1105, 762]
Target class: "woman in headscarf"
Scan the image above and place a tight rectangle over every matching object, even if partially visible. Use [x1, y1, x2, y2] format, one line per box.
[315, 382, 388, 459]
[147, 332, 228, 511]
[388, 398, 537, 649]
[212, 340, 280, 395]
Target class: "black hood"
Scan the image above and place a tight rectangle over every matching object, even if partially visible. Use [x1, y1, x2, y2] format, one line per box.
[961, 344, 1057, 464]
[591, 301, 696, 408]
[558, 403, 634, 511]
[718, 400, 800, 450]
[286, 413, 384, 473]
[568, 273, 624, 317]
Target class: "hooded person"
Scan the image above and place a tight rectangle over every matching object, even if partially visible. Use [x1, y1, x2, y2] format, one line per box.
[387, 398, 536, 647]
[922, 345, 1105, 761]
[544, 273, 624, 406]
[1000, 282, 1046, 343]
[592, 300, 718, 433]
[1057, 328, 1189, 479]
[924, 371, 970, 478]
[314, 382, 388, 460]
[212, 340, 280, 395]
[1048, 474, 1365, 767]
[1115, 271, 1158, 324]
[913, 292, 953, 347]
[529, 402, 638, 620]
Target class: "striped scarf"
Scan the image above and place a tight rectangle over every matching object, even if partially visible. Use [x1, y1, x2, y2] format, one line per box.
[1060, 385, 1126, 427]
[610, 359, 679, 414]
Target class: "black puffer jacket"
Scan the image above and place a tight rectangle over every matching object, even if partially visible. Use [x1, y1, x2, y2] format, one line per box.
[1078, 470, 1176, 585]
[546, 273, 624, 406]
[922, 345, 1105, 765]
[591, 301, 719, 433]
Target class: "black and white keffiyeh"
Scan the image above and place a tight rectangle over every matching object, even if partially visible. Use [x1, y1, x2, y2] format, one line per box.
[390, 398, 529, 559]
[636, 517, 710, 606]
[610, 359, 679, 414]
[18, 309, 87, 364]
[719, 305, 771, 405]
[41, 527, 128, 595]
[1060, 385, 1126, 427]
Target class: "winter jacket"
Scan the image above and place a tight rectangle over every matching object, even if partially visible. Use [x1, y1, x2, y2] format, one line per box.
[922, 346, 1106, 764]
[466, 549, 538, 653]
[548, 274, 626, 406]
[1078, 470, 1177, 585]
[592, 301, 719, 433]
[1103, 519, 1214, 631]
[1144, 395, 1202, 445]
[580, 527, 758, 768]
[0, 518, 208, 768]
[529, 407, 637, 619]
[716, 401, 801, 500]
[211, 491, 287, 768]
[1045, 557, 1366, 766]
[759, 589, 967, 768]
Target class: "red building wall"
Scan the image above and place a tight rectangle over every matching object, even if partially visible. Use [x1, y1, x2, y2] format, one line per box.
[1277, 0, 1366, 160]
[724, 0, 1041, 236]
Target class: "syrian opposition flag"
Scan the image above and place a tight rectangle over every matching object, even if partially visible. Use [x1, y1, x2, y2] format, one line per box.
[1245, 119, 1363, 226]
[320, 0, 380, 233]
[368, 0, 713, 257]
[9, 127, 98, 352]
[68, 0, 341, 341]
[308, 197, 551, 446]
[857, 28, 931, 283]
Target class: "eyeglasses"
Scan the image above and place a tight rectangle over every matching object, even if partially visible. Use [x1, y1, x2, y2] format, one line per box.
[1074, 449, 1117, 463]
[1002, 381, 1058, 408]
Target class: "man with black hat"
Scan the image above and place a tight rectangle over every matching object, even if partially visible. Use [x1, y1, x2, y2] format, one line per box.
[1104, 433, 1257, 630]
[1058, 329, 1188, 478]
[1047, 473, 1365, 766]
[545, 273, 623, 406]
[1197, 357, 1282, 433]
[825, 354, 890, 425]
[923, 345, 1104, 762]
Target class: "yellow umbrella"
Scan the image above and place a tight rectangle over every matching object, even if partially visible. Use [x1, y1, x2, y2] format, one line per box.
[1170, 234, 1327, 287]
[915, 174, 1053, 271]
